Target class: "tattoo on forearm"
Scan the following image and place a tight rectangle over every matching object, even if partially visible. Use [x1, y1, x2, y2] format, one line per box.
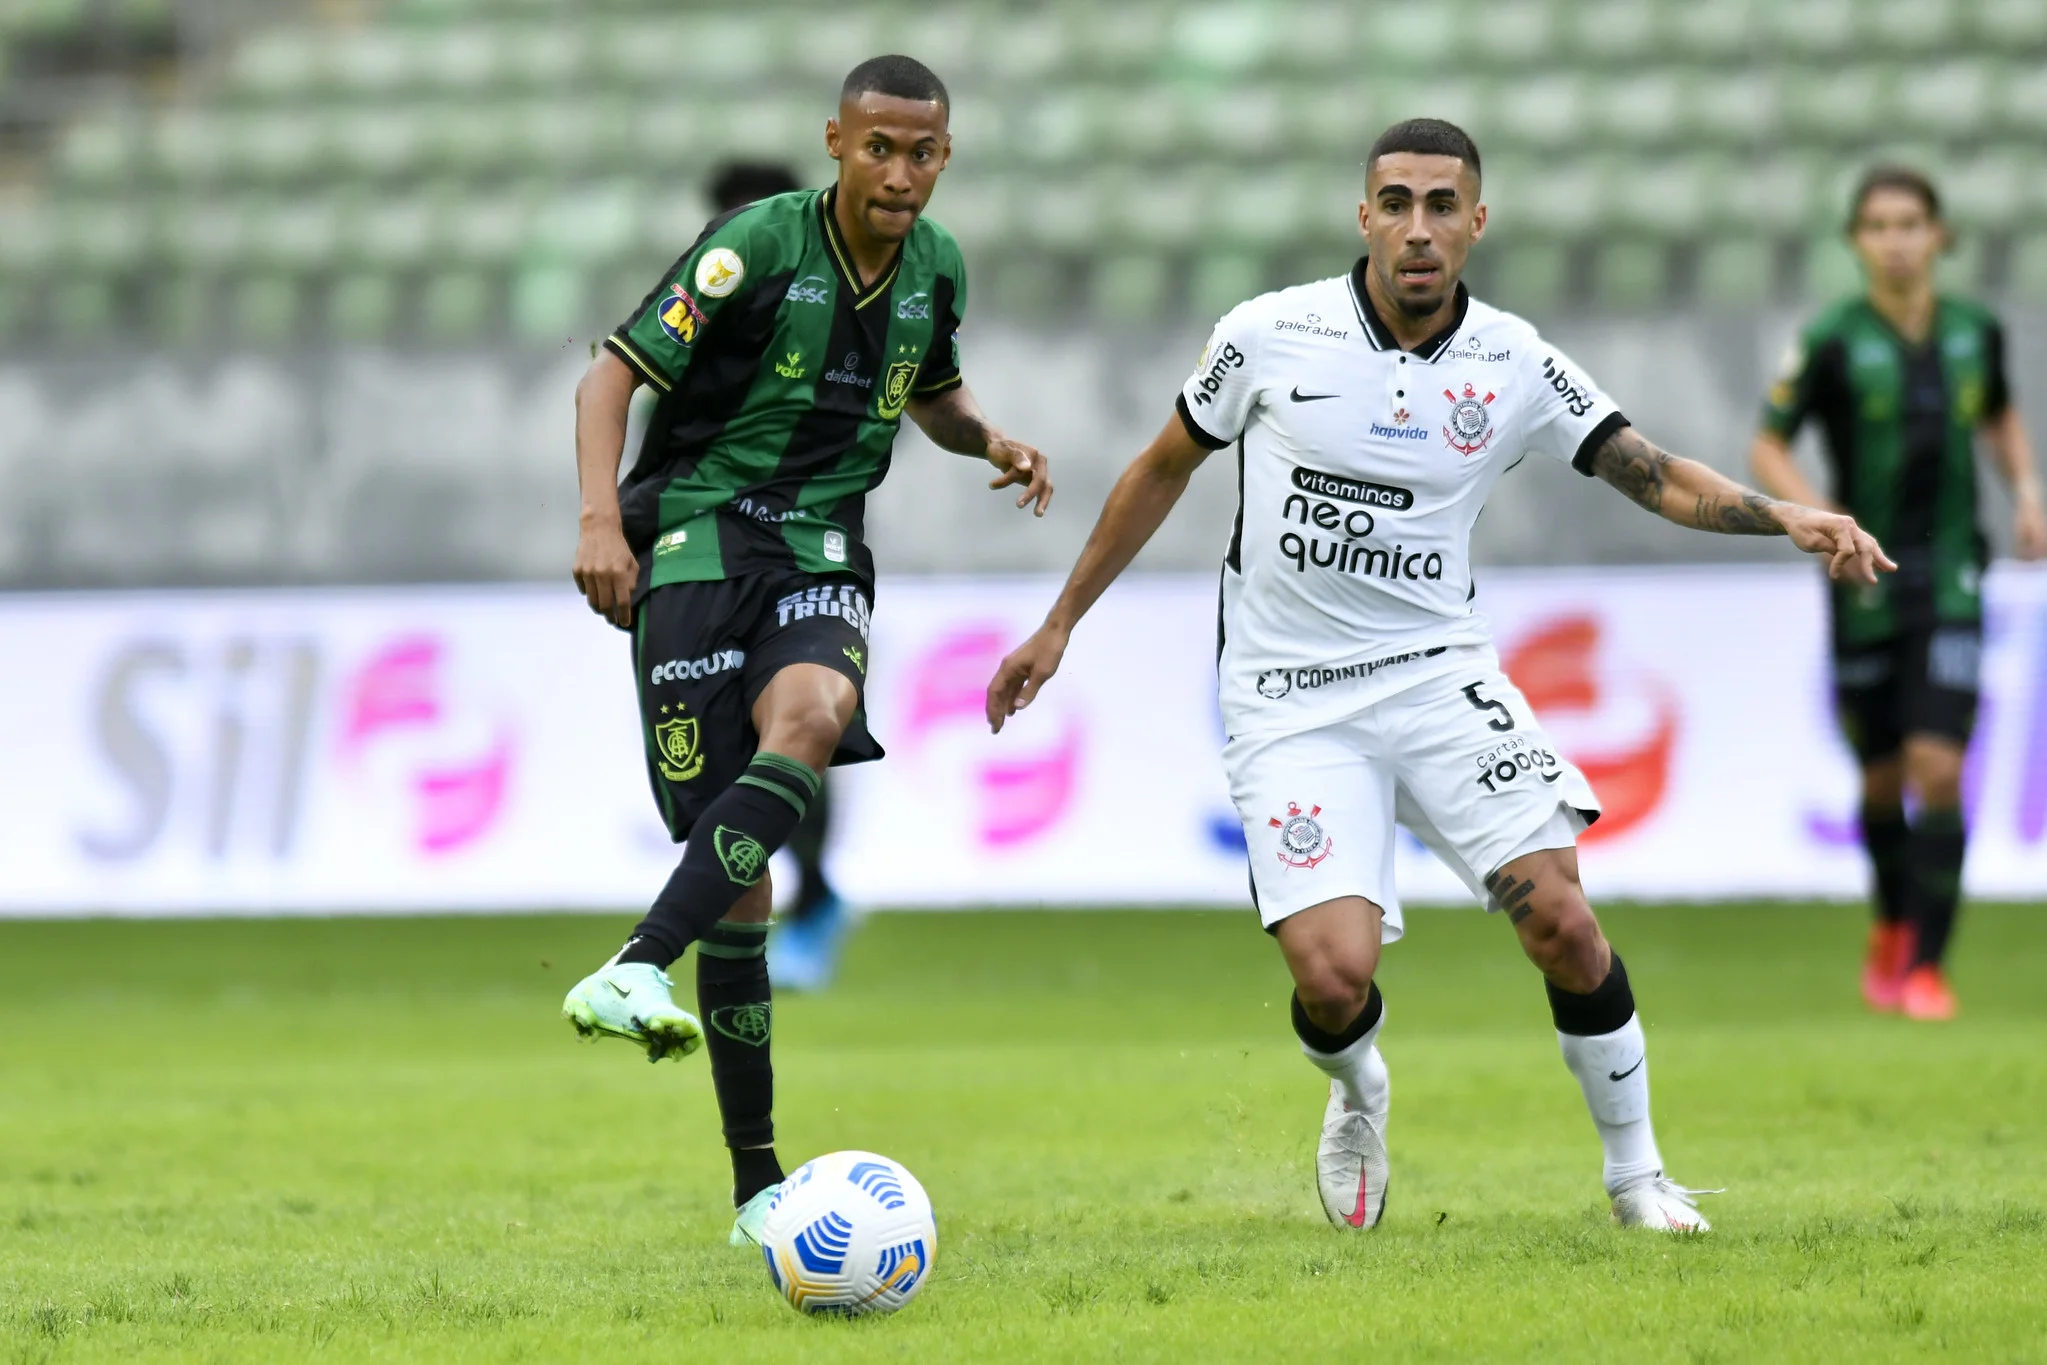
[1691, 489, 1781, 535]
[1589, 428, 1669, 515]
[1592, 429, 1783, 535]
[914, 394, 991, 456]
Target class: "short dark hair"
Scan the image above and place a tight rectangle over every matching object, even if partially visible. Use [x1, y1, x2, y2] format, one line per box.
[1848, 165, 1941, 232]
[1366, 118, 1481, 183]
[841, 54, 949, 111]
[708, 161, 803, 213]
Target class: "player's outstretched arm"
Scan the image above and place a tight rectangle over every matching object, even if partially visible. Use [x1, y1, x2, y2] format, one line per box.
[1981, 405, 2047, 560]
[985, 414, 1212, 732]
[1587, 425, 1896, 585]
[906, 383, 1053, 516]
[572, 349, 643, 629]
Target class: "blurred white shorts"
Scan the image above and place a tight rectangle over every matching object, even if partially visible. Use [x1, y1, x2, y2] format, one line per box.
[1224, 662, 1602, 941]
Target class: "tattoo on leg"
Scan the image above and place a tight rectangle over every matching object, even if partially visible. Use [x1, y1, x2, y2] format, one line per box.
[1490, 873, 1537, 923]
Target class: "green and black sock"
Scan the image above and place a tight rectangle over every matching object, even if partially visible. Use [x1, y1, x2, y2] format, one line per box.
[618, 752, 823, 966]
[1861, 801, 1911, 926]
[696, 918, 783, 1206]
[1907, 807, 1967, 968]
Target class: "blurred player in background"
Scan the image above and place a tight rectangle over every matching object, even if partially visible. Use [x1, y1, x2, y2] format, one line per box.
[560, 56, 1052, 1245]
[1752, 168, 2046, 1023]
[705, 159, 857, 992]
[989, 119, 1892, 1233]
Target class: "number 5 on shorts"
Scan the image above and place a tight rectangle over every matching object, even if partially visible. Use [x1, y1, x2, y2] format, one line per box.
[1461, 682, 1515, 732]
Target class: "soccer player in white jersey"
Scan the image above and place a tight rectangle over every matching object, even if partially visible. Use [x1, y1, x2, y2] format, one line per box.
[985, 120, 1894, 1232]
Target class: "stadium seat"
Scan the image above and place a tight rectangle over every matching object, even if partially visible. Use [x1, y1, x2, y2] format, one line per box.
[1569, 0, 1660, 63]
[510, 264, 584, 341]
[229, 275, 301, 342]
[420, 271, 494, 339]
[1480, 239, 1570, 314]
[1092, 254, 1170, 323]
[1694, 234, 1778, 307]
[1469, 0, 1558, 68]
[1764, 0, 1856, 58]
[329, 272, 399, 342]
[1893, 60, 1990, 139]
[1591, 239, 1668, 310]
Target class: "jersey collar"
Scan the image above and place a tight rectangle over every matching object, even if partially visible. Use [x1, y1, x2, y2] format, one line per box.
[1347, 257, 1470, 360]
[819, 186, 903, 310]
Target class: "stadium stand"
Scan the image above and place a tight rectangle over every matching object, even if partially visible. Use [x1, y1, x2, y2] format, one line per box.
[2, 0, 2046, 346]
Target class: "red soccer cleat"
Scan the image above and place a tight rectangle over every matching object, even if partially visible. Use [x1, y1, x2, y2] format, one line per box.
[1860, 922, 1915, 1013]
[1900, 964, 1958, 1022]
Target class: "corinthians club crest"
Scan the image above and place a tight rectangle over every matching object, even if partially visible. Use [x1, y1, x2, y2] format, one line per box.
[1269, 801, 1333, 869]
[1442, 382, 1496, 456]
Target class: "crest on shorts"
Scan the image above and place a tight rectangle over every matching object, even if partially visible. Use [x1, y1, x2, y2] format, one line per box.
[1442, 382, 1496, 456]
[1269, 801, 1333, 869]
[878, 360, 918, 419]
[652, 706, 704, 782]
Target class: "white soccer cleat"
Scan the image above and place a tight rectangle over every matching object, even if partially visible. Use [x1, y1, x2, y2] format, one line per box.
[1611, 1176, 1718, 1232]
[1316, 1080, 1389, 1230]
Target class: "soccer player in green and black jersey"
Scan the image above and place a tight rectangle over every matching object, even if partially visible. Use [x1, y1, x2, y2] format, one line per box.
[1754, 166, 2047, 1021]
[559, 55, 1052, 1244]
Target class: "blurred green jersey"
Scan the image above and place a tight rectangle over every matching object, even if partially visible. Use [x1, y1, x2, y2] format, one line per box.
[1762, 295, 2010, 646]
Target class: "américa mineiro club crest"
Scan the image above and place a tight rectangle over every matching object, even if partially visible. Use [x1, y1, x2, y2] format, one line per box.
[1443, 382, 1496, 456]
[1270, 801, 1333, 869]
[879, 360, 918, 419]
[654, 704, 705, 782]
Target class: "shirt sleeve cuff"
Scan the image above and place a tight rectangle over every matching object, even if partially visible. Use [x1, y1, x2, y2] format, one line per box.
[1175, 393, 1232, 451]
[911, 371, 964, 396]
[1571, 411, 1631, 477]
[605, 335, 672, 392]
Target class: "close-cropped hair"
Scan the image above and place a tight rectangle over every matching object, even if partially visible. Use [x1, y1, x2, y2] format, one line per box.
[841, 54, 949, 110]
[1367, 118, 1482, 183]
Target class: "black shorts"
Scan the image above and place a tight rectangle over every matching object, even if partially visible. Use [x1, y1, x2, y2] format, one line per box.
[1832, 622, 1981, 763]
[633, 570, 880, 841]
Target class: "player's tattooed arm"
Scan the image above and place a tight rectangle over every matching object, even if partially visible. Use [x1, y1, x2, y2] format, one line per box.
[1589, 425, 1897, 583]
[907, 384, 1053, 516]
[1590, 427, 1780, 533]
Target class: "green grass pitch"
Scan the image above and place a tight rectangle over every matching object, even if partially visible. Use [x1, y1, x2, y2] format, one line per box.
[2, 903, 2043, 1363]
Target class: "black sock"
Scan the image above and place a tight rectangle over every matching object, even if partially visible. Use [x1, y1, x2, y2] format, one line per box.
[1908, 807, 1966, 967]
[784, 780, 836, 923]
[1545, 952, 1636, 1036]
[619, 752, 821, 967]
[1861, 801, 1910, 926]
[1290, 982, 1383, 1053]
[696, 918, 782, 1205]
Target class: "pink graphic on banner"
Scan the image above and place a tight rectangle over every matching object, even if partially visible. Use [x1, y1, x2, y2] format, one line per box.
[902, 626, 1009, 750]
[901, 623, 1084, 847]
[337, 635, 442, 762]
[415, 732, 515, 854]
[980, 723, 1084, 846]
[336, 633, 516, 855]
[1505, 614, 1680, 845]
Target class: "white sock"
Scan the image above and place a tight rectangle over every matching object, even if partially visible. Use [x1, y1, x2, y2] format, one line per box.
[1557, 1013, 1663, 1195]
[1302, 1005, 1390, 1121]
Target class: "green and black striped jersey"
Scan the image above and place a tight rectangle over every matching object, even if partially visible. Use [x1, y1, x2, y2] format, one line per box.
[605, 186, 967, 590]
[1762, 295, 2010, 644]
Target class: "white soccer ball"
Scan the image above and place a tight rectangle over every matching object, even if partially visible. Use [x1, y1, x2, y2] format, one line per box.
[759, 1150, 937, 1317]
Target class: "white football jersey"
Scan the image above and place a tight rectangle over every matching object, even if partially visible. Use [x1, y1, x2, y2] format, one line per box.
[1179, 263, 1628, 739]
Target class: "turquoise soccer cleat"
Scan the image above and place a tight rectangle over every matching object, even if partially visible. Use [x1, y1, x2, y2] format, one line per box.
[729, 1182, 782, 1248]
[561, 962, 703, 1063]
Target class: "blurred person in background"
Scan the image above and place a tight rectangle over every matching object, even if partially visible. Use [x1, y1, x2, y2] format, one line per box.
[560, 55, 1053, 1246]
[1753, 168, 2047, 1023]
[706, 159, 856, 993]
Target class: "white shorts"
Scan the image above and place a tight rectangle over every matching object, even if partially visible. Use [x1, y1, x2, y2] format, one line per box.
[1224, 661, 1602, 941]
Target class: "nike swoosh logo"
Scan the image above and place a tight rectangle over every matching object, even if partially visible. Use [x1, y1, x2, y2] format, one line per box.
[1608, 1057, 1644, 1082]
[1290, 387, 1339, 403]
[1345, 1169, 1371, 1227]
[1540, 770, 1562, 784]
[605, 979, 632, 998]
